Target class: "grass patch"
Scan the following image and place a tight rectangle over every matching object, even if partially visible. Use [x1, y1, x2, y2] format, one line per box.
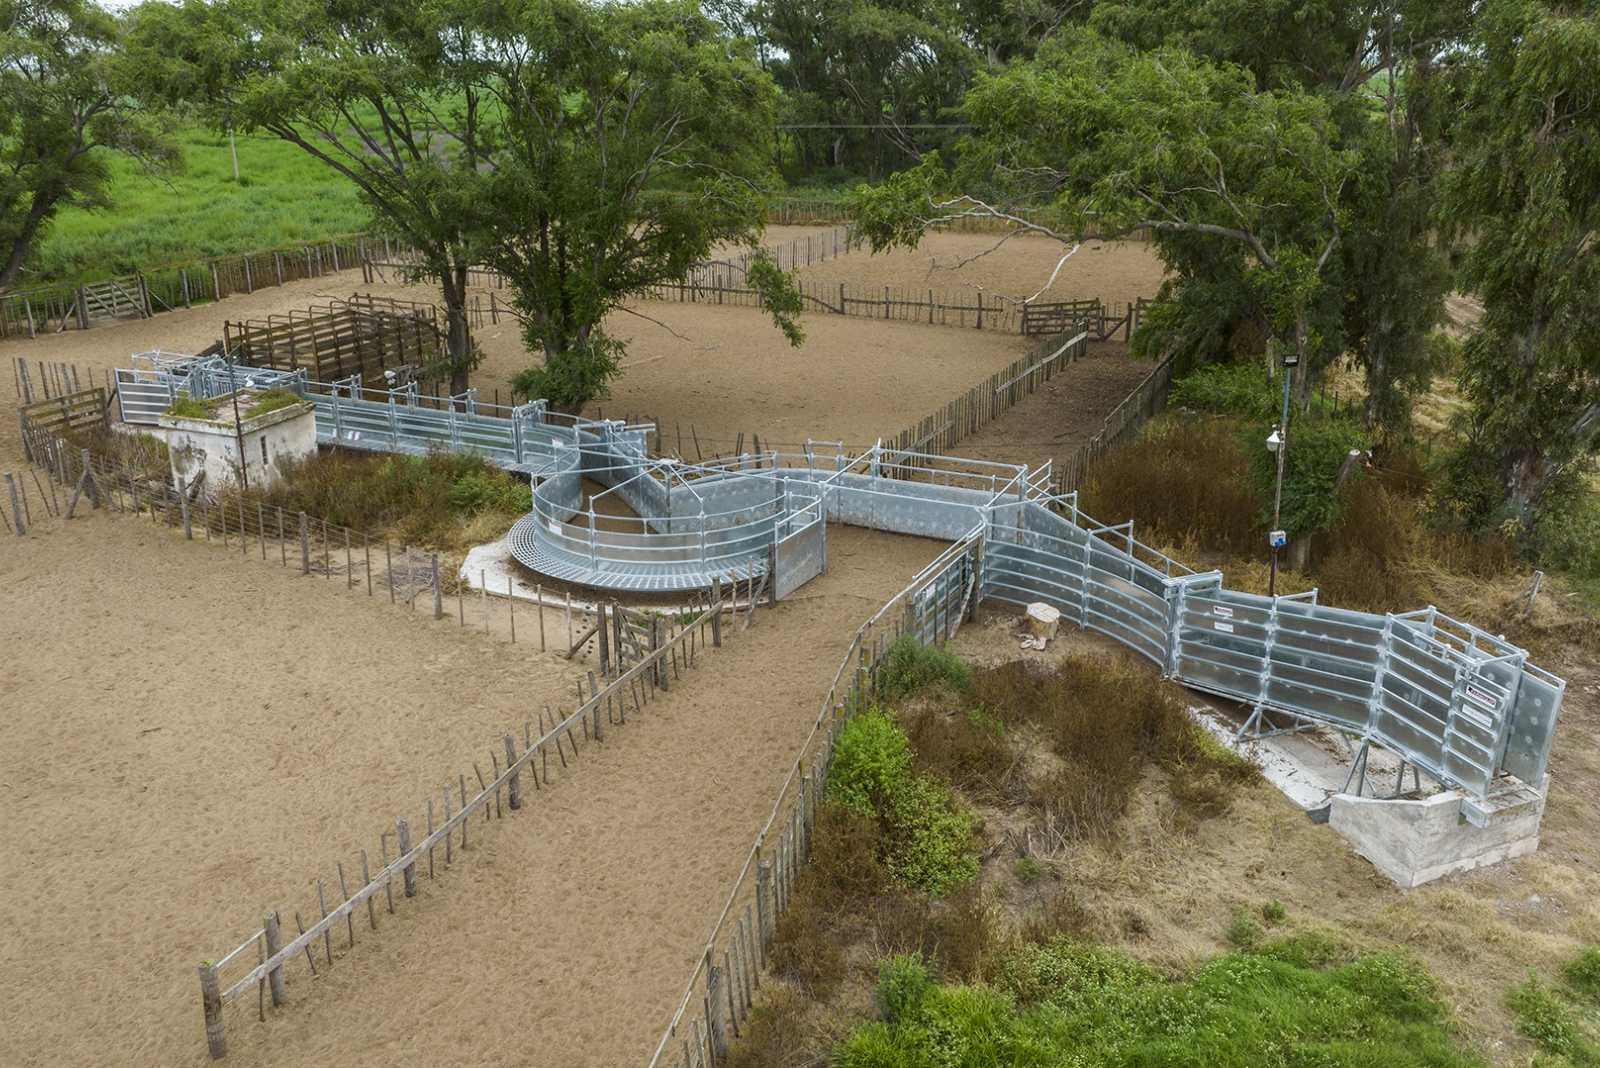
[973, 654, 1258, 839]
[164, 395, 218, 420]
[828, 709, 978, 898]
[875, 635, 972, 701]
[242, 389, 302, 419]
[837, 941, 1485, 1067]
[27, 125, 369, 287]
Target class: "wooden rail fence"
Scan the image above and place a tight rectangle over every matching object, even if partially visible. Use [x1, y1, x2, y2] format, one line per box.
[0, 234, 378, 340]
[223, 294, 448, 382]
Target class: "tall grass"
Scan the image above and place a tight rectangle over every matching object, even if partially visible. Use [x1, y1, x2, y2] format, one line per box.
[834, 941, 1485, 1068]
[26, 125, 369, 287]
[217, 449, 531, 552]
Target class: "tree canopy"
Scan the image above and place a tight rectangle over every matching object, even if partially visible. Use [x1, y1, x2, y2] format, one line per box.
[1, 0, 171, 290]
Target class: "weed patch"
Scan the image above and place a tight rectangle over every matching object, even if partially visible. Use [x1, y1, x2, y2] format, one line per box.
[827, 710, 978, 898]
[838, 943, 1484, 1067]
[875, 635, 972, 701]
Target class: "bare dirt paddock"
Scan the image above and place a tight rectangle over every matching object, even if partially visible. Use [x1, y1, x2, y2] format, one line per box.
[794, 232, 1169, 307]
[0, 512, 945, 1067]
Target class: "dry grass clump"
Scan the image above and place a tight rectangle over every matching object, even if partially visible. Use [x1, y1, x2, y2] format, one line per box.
[1079, 418, 1259, 555]
[213, 448, 532, 553]
[68, 425, 171, 483]
[903, 704, 1017, 803]
[768, 806, 885, 997]
[973, 654, 1259, 839]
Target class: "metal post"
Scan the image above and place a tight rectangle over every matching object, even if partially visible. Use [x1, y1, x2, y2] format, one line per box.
[1268, 350, 1295, 597]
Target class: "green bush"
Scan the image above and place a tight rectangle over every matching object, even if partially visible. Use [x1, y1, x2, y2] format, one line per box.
[510, 335, 623, 412]
[1261, 900, 1287, 926]
[876, 954, 933, 1024]
[827, 710, 978, 898]
[828, 709, 916, 818]
[1507, 974, 1591, 1060]
[876, 635, 973, 701]
[1171, 361, 1279, 417]
[1225, 909, 1264, 950]
[883, 775, 978, 898]
[1250, 415, 1370, 538]
[1564, 947, 1600, 1005]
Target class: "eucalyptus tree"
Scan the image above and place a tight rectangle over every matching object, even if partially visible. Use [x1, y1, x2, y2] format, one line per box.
[1439, 0, 1600, 533]
[853, 35, 1361, 398]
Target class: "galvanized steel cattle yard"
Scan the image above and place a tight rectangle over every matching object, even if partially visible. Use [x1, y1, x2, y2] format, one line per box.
[6, 303, 1570, 1066]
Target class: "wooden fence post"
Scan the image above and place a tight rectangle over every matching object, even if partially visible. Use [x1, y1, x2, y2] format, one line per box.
[262, 912, 287, 1006]
[198, 963, 225, 1059]
[299, 512, 310, 572]
[6, 473, 25, 536]
[755, 858, 775, 952]
[396, 818, 416, 896]
[504, 735, 522, 810]
[711, 577, 723, 647]
[431, 554, 443, 619]
[706, 955, 729, 1064]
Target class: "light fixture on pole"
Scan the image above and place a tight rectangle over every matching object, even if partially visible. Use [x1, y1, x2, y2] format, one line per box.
[1267, 347, 1298, 597]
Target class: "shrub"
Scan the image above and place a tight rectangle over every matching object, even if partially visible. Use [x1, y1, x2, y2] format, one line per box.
[806, 804, 888, 912]
[1170, 361, 1279, 417]
[1261, 900, 1287, 926]
[828, 710, 915, 818]
[876, 635, 973, 701]
[1013, 856, 1044, 885]
[1564, 947, 1600, 1006]
[1226, 909, 1264, 950]
[1250, 414, 1370, 538]
[1507, 974, 1586, 1059]
[1020, 890, 1097, 945]
[935, 887, 1007, 982]
[875, 954, 933, 1024]
[724, 986, 818, 1068]
[904, 704, 1013, 800]
[768, 888, 846, 996]
[510, 335, 622, 412]
[975, 655, 1256, 838]
[827, 710, 979, 898]
[882, 774, 978, 898]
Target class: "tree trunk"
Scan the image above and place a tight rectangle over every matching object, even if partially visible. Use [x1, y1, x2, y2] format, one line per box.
[0, 183, 67, 290]
[440, 264, 472, 395]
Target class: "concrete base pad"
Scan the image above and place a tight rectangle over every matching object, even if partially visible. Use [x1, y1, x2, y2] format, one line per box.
[1328, 776, 1546, 889]
[1187, 703, 1547, 889]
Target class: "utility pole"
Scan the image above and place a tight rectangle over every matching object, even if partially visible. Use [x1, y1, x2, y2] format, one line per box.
[1267, 345, 1297, 597]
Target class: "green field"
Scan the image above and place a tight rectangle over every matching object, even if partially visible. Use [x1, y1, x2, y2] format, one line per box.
[30, 123, 371, 287]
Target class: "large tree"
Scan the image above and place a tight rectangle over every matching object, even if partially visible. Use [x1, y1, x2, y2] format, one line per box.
[1, 0, 171, 290]
[472, 0, 803, 412]
[853, 35, 1360, 397]
[127, 0, 491, 392]
[1440, 0, 1600, 532]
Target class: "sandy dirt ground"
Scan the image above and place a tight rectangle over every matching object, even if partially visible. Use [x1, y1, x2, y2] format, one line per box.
[952, 614, 1600, 1060]
[1, 259, 1036, 469]
[0, 512, 944, 1067]
[466, 304, 1034, 455]
[940, 342, 1156, 469]
[794, 233, 1169, 308]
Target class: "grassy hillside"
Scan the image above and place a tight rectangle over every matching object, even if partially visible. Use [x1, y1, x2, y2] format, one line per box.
[28, 124, 371, 288]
